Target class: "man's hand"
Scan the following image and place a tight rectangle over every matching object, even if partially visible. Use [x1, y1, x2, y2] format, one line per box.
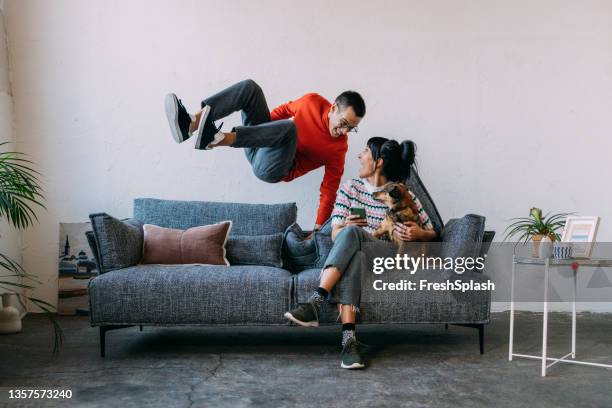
[392, 221, 424, 242]
[344, 214, 368, 227]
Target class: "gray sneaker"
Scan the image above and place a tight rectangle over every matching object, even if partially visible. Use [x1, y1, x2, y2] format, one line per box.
[284, 298, 321, 327]
[341, 337, 365, 369]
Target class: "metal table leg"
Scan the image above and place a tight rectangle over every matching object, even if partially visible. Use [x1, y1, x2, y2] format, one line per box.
[509, 256, 516, 361]
[572, 266, 577, 359]
[542, 257, 550, 377]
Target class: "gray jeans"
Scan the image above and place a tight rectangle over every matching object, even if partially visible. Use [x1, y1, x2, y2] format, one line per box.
[323, 225, 397, 308]
[202, 79, 297, 183]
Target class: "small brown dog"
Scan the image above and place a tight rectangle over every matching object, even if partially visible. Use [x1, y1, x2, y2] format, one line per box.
[372, 182, 422, 245]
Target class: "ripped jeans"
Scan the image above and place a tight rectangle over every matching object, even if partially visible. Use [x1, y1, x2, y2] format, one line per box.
[322, 225, 397, 312]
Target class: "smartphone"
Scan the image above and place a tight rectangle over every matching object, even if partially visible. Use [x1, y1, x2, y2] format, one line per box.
[350, 207, 366, 220]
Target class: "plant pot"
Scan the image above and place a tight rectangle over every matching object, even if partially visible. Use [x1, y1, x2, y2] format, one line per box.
[532, 234, 555, 257]
[538, 236, 554, 259]
[0, 293, 22, 334]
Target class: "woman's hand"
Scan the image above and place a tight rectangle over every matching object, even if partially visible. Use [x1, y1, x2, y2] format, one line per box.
[332, 215, 368, 241]
[344, 214, 368, 227]
[393, 221, 424, 241]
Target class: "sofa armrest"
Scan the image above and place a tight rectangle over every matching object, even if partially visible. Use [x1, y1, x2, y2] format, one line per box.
[85, 230, 102, 273]
[440, 214, 487, 272]
[479, 230, 496, 258]
[88, 213, 144, 273]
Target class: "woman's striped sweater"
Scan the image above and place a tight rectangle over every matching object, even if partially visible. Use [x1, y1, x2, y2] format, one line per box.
[330, 178, 433, 235]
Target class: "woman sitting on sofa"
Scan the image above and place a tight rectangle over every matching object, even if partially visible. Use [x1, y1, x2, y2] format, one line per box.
[284, 137, 437, 369]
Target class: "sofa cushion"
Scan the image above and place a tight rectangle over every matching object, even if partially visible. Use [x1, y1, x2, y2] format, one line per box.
[282, 219, 334, 273]
[89, 213, 143, 273]
[295, 265, 490, 324]
[142, 222, 232, 265]
[133, 198, 297, 236]
[226, 233, 284, 267]
[88, 264, 293, 325]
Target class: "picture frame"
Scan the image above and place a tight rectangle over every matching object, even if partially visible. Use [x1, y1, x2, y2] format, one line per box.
[561, 216, 600, 258]
[58, 222, 99, 315]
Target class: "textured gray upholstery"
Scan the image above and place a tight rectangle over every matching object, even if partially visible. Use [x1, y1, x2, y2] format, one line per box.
[89, 264, 292, 326]
[89, 213, 143, 273]
[441, 214, 486, 268]
[87, 196, 492, 329]
[282, 219, 333, 273]
[226, 233, 284, 267]
[295, 258, 491, 324]
[133, 198, 296, 236]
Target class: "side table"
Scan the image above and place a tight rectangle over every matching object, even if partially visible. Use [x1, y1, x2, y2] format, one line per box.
[509, 255, 612, 376]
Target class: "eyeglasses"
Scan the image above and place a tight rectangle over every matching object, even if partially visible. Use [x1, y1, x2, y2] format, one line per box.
[338, 118, 359, 133]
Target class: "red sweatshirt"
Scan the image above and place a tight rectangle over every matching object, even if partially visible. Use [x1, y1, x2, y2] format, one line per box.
[270, 93, 348, 226]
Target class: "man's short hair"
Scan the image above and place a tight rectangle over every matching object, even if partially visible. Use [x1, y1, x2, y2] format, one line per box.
[335, 91, 366, 117]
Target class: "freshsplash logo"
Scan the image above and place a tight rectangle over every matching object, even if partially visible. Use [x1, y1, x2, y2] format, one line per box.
[372, 253, 487, 275]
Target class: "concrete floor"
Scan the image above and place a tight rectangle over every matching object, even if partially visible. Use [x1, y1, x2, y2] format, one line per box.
[0, 312, 611, 408]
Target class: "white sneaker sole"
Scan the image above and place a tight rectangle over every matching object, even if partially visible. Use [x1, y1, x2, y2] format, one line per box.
[341, 361, 365, 369]
[164, 93, 186, 143]
[194, 105, 212, 150]
[284, 312, 319, 327]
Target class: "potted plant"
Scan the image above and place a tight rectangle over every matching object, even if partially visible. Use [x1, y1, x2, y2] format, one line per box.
[503, 207, 571, 257]
[0, 141, 63, 353]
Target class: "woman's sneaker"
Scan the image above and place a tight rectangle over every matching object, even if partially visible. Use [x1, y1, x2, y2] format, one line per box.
[164, 93, 193, 143]
[341, 337, 365, 369]
[284, 293, 324, 327]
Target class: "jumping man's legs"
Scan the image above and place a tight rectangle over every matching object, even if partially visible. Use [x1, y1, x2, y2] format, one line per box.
[164, 79, 297, 183]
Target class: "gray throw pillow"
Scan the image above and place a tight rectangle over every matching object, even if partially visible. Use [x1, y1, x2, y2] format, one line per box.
[226, 233, 284, 268]
[282, 219, 333, 273]
[440, 214, 486, 262]
[89, 213, 144, 273]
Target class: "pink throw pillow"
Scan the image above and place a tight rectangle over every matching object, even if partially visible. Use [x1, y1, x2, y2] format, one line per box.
[142, 221, 232, 265]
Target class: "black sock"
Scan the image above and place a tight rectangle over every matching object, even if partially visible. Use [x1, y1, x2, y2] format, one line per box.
[316, 287, 329, 298]
[342, 323, 356, 332]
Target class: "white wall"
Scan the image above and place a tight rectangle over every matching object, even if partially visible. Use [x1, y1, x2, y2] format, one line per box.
[0, 0, 25, 315]
[4, 0, 612, 311]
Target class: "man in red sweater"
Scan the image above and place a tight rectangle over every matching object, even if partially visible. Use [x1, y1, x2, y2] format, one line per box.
[165, 79, 365, 229]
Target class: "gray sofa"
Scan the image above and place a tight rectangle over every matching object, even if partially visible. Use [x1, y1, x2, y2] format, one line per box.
[86, 171, 494, 357]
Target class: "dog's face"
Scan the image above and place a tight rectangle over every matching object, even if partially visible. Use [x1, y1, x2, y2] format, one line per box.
[372, 182, 410, 210]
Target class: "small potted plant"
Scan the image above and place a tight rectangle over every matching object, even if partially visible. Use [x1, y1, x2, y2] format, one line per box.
[504, 207, 571, 257]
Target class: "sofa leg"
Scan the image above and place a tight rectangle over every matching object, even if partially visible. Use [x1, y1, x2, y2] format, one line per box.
[139, 325, 143, 332]
[99, 325, 136, 358]
[99, 327, 106, 358]
[448, 323, 485, 354]
[444, 323, 448, 330]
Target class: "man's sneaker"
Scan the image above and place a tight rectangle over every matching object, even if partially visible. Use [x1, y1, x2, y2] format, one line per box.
[164, 93, 192, 143]
[341, 337, 365, 369]
[195, 104, 224, 150]
[284, 297, 322, 327]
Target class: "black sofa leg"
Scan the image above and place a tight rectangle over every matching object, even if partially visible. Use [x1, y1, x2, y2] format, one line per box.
[478, 324, 484, 355]
[139, 325, 143, 332]
[448, 323, 485, 354]
[444, 323, 448, 330]
[99, 327, 105, 358]
[99, 325, 136, 358]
